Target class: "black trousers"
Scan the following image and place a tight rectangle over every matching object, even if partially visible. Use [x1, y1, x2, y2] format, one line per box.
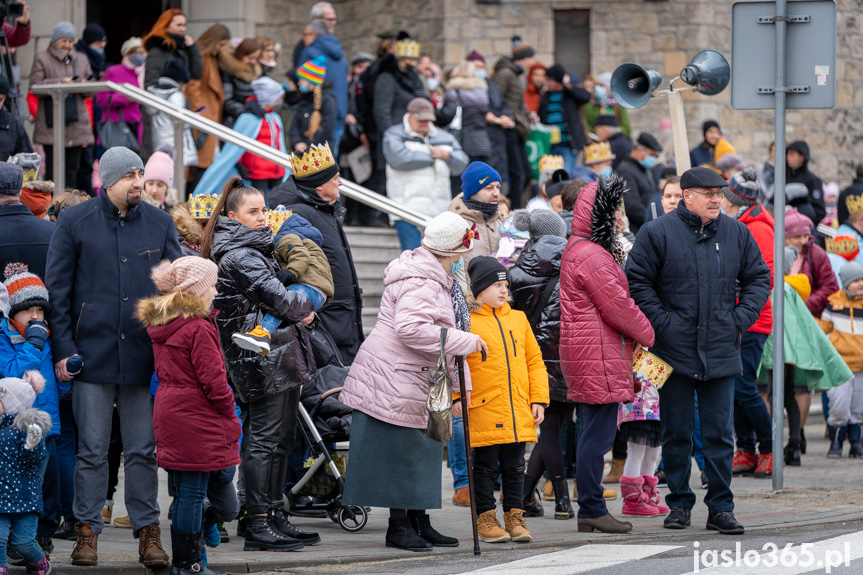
[504, 130, 530, 210]
[242, 386, 301, 514]
[766, 365, 801, 443]
[43, 145, 83, 192]
[473, 442, 526, 515]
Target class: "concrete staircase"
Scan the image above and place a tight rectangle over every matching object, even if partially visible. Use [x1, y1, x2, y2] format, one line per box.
[343, 226, 403, 335]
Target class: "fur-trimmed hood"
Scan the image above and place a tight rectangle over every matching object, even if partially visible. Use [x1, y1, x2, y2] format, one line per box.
[218, 48, 262, 83]
[171, 205, 204, 246]
[136, 291, 212, 329]
[571, 176, 626, 254]
[445, 76, 488, 92]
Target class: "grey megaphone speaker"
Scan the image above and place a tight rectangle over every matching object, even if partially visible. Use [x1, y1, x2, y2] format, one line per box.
[610, 63, 663, 109]
[679, 50, 730, 96]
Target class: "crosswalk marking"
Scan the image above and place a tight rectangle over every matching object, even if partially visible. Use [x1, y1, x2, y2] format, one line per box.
[680, 529, 863, 574]
[462, 543, 682, 575]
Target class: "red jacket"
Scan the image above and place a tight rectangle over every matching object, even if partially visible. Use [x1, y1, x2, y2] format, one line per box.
[738, 204, 774, 335]
[559, 181, 655, 405]
[800, 239, 839, 317]
[240, 113, 286, 180]
[140, 295, 241, 472]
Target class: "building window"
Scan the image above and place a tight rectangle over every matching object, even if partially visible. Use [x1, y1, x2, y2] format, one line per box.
[554, 9, 590, 81]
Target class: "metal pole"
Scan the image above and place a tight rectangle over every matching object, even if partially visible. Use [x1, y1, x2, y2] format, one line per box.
[172, 118, 186, 201]
[772, 0, 787, 492]
[457, 357, 480, 556]
[667, 89, 692, 174]
[52, 91, 66, 194]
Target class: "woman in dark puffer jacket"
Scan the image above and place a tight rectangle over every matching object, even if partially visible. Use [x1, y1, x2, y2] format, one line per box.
[559, 177, 655, 534]
[200, 178, 319, 552]
[508, 209, 575, 521]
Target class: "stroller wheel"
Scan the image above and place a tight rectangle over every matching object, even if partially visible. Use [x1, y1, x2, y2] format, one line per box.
[336, 505, 368, 532]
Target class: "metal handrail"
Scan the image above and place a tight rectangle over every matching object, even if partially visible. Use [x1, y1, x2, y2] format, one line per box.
[29, 81, 433, 228]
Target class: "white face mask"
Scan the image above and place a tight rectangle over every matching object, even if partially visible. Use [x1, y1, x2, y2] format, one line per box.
[427, 78, 439, 91]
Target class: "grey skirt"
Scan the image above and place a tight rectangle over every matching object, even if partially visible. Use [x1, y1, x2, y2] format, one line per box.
[343, 410, 443, 510]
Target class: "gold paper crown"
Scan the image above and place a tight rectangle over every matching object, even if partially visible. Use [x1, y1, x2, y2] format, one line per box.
[289, 143, 336, 179]
[267, 208, 292, 234]
[538, 155, 564, 174]
[584, 142, 615, 165]
[21, 168, 38, 184]
[846, 194, 863, 218]
[394, 38, 420, 59]
[189, 194, 219, 219]
[826, 235, 859, 256]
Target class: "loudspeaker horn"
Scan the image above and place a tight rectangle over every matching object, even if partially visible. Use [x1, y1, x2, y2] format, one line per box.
[679, 50, 730, 96]
[610, 63, 663, 110]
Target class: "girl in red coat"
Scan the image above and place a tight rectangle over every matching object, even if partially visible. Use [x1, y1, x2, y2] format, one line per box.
[136, 257, 241, 575]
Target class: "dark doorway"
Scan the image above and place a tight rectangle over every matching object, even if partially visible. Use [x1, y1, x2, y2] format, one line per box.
[554, 9, 590, 81]
[86, 0, 182, 68]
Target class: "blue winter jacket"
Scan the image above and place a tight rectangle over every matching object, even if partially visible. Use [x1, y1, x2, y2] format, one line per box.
[299, 35, 348, 122]
[45, 192, 183, 386]
[274, 213, 324, 248]
[0, 413, 46, 514]
[689, 141, 713, 169]
[625, 201, 771, 381]
[0, 318, 68, 436]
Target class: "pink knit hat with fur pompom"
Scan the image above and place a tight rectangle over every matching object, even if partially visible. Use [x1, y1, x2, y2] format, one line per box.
[0, 370, 45, 415]
[150, 257, 218, 296]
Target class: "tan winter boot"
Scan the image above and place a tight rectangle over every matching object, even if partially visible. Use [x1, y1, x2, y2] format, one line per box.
[503, 509, 532, 542]
[542, 479, 555, 501]
[476, 510, 511, 543]
[70, 523, 99, 566]
[137, 524, 169, 567]
[604, 458, 626, 483]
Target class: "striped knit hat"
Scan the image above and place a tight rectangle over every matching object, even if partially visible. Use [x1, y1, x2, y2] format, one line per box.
[3, 263, 50, 317]
[297, 56, 327, 85]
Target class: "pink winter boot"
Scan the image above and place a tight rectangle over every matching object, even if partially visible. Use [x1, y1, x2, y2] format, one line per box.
[620, 476, 659, 517]
[642, 475, 670, 515]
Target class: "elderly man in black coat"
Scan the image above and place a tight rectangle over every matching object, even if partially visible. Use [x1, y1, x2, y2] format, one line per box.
[269, 144, 365, 364]
[625, 167, 770, 536]
[0, 163, 54, 281]
[46, 147, 181, 567]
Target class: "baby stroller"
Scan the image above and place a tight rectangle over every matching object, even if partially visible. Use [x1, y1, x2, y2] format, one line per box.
[287, 362, 368, 532]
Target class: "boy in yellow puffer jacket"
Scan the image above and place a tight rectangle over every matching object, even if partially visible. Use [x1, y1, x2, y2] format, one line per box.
[465, 257, 549, 544]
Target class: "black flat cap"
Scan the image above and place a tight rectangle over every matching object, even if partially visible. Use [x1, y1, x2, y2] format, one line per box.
[680, 167, 729, 190]
[637, 132, 662, 153]
[595, 115, 619, 127]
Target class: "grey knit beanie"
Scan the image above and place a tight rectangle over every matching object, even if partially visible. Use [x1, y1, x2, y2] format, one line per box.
[51, 22, 77, 44]
[839, 261, 863, 293]
[100, 147, 144, 190]
[512, 208, 567, 238]
[724, 167, 760, 207]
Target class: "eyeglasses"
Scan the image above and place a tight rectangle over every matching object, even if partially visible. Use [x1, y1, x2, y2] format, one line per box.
[690, 189, 724, 199]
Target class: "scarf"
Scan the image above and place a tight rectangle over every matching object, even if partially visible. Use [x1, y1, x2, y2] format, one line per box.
[450, 281, 471, 388]
[464, 198, 499, 221]
[9, 318, 50, 338]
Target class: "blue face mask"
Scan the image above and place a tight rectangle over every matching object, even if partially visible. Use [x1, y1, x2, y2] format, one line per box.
[594, 85, 608, 101]
[600, 166, 613, 179]
[299, 83, 310, 94]
[92, 46, 104, 55]
[449, 256, 464, 276]
[476, 70, 487, 79]
[640, 155, 657, 170]
[129, 54, 146, 67]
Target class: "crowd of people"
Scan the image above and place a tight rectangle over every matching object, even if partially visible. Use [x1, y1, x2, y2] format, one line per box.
[2, 2, 863, 574]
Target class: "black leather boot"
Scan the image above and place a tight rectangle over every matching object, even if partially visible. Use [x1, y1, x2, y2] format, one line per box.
[551, 478, 574, 520]
[784, 439, 801, 466]
[410, 513, 459, 547]
[522, 475, 544, 517]
[269, 505, 321, 545]
[385, 517, 432, 552]
[242, 515, 304, 552]
[170, 527, 227, 575]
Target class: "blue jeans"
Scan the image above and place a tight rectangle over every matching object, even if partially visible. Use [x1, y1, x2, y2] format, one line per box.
[394, 221, 422, 252]
[733, 331, 773, 454]
[660, 373, 735, 513]
[260, 284, 326, 333]
[575, 402, 618, 518]
[550, 144, 578, 176]
[447, 417, 468, 490]
[173, 470, 209, 534]
[0, 513, 43, 566]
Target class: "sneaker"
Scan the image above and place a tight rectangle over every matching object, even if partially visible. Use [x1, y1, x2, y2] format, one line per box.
[476, 510, 510, 543]
[700, 468, 709, 489]
[217, 523, 230, 543]
[37, 536, 53, 557]
[7, 542, 24, 566]
[232, 325, 272, 355]
[732, 450, 758, 475]
[655, 468, 667, 488]
[113, 515, 131, 529]
[753, 453, 773, 478]
[24, 556, 51, 575]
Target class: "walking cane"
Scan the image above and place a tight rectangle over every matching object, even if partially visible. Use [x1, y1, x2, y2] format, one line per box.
[457, 355, 481, 556]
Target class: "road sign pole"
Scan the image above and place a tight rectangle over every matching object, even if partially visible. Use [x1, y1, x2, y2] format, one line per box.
[772, 0, 787, 492]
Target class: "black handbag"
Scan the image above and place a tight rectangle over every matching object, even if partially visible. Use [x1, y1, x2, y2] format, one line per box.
[99, 94, 140, 153]
[425, 328, 453, 443]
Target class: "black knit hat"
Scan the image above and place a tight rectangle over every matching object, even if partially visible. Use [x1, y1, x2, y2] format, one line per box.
[468, 256, 510, 298]
[545, 64, 566, 84]
[702, 120, 720, 137]
[83, 23, 107, 45]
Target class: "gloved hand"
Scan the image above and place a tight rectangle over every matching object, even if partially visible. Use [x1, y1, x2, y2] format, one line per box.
[235, 162, 250, 180]
[194, 131, 207, 149]
[25, 423, 43, 450]
[25, 321, 48, 351]
[275, 269, 297, 286]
